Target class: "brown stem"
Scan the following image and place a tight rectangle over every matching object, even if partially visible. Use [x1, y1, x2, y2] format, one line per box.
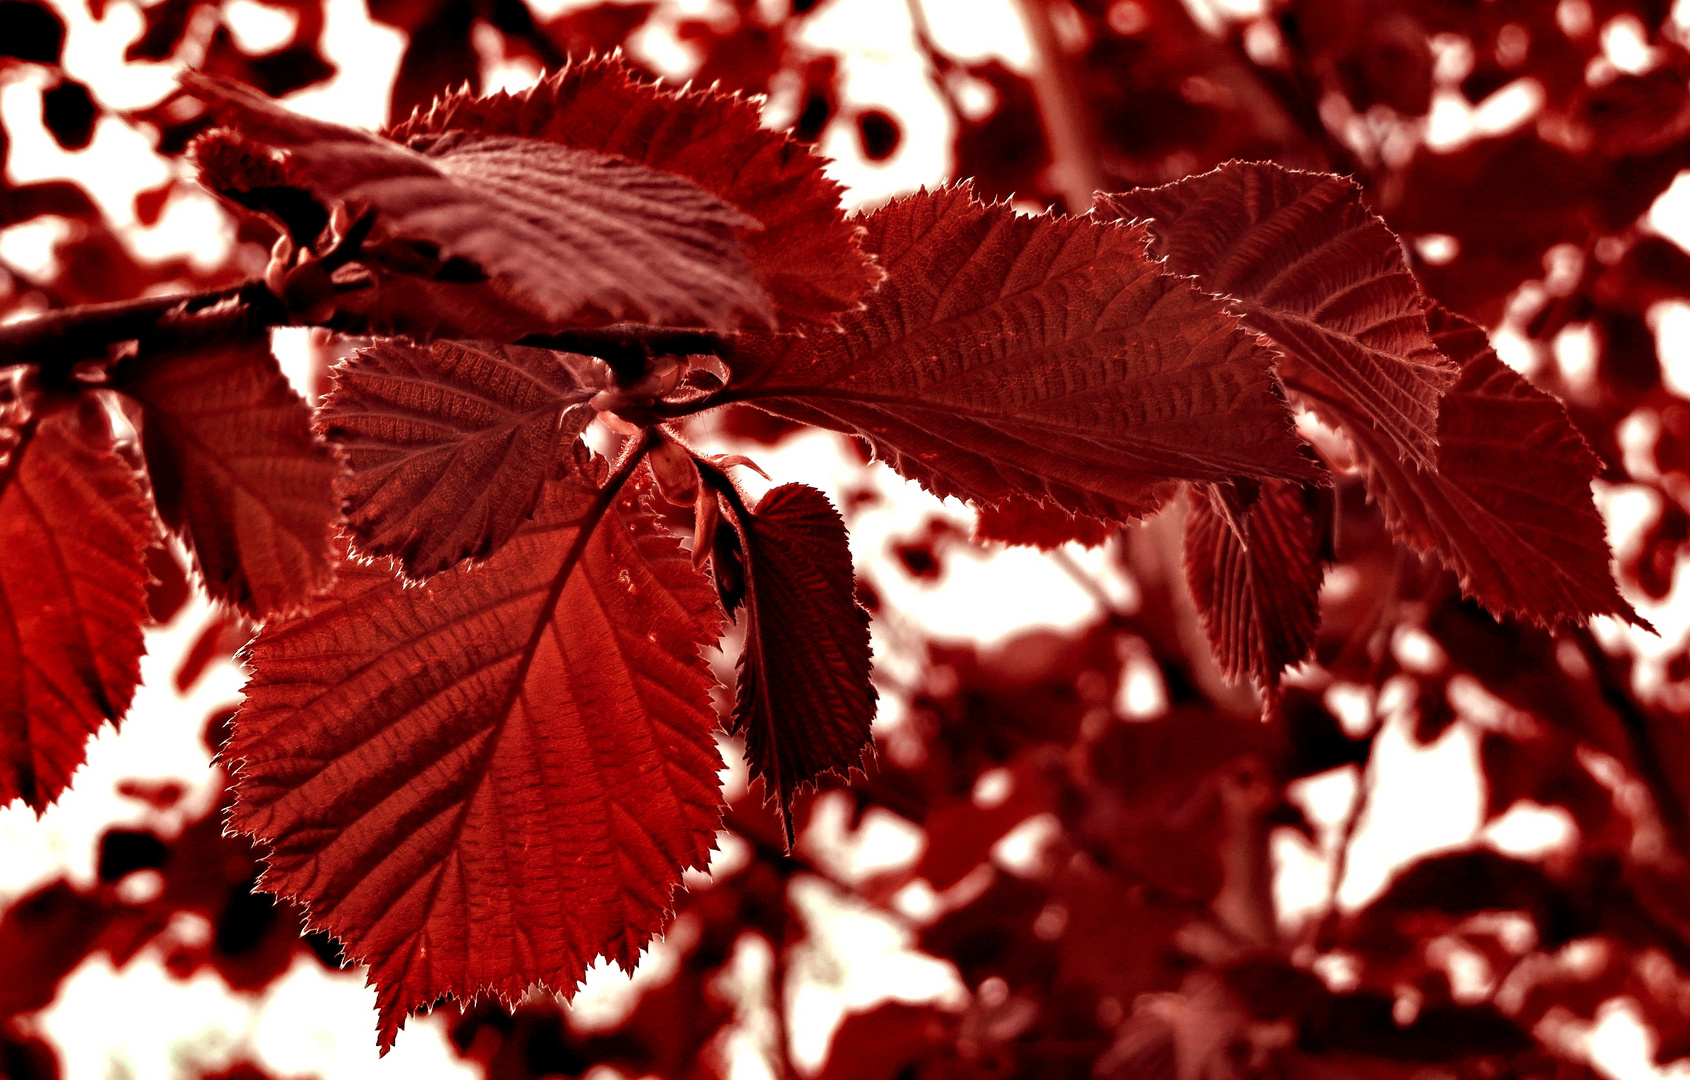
[1011, 0, 1104, 213]
[0, 286, 253, 371]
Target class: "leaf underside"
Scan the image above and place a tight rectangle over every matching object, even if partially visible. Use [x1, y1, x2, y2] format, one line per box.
[1099, 162, 1456, 468]
[228, 460, 724, 1050]
[0, 408, 152, 812]
[1183, 481, 1326, 691]
[120, 334, 341, 617]
[724, 186, 1322, 524]
[1114, 161, 1630, 626]
[322, 339, 596, 578]
[972, 494, 1115, 550]
[184, 71, 771, 336]
[727, 484, 876, 845]
[1396, 307, 1631, 624]
[390, 55, 880, 331]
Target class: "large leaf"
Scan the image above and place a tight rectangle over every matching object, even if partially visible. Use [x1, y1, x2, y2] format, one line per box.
[321, 339, 596, 578]
[0, 407, 152, 812]
[183, 72, 770, 334]
[725, 484, 875, 845]
[1099, 162, 1455, 467]
[227, 453, 724, 1049]
[1183, 480, 1326, 691]
[720, 187, 1320, 523]
[119, 333, 341, 616]
[389, 55, 878, 332]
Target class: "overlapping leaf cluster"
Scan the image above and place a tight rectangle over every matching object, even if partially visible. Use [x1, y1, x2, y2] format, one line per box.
[0, 42, 1640, 1061]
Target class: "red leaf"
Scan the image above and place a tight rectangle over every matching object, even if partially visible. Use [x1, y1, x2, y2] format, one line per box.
[722, 187, 1321, 523]
[1107, 162, 1630, 626]
[1183, 480, 1326, 691]
[972, 493, 1114, 550]
[725, 483, 874, 845]
[320, 339, 596, 578]
[389, 55, 878, 331]
[1100, 161, 1456, 467]
[0, 406, 152, 812]
[118, 334, 341, 617]
[183, 72, 771, 335]
[228, 449, 725, 1050]
[1381, 307, 1629, 625]
[1314, 309, 1633, 624]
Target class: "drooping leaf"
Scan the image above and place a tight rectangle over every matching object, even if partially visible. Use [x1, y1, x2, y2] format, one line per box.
[227, 452, 724, 1050]
[389, 54, 878, 331]
[1108, 162, 1630, 626]
[117, 333, 341, 617]
[1183, 480, 1326, 691]
[320, 339, 596, 578]
[182, 72, 771, 335]
[1099, 161, 1456, 467]
[721, 187, 1321, 523]
[724, 483, 875, 845]
[0, 406, 152, 812]
[1348, 307, 1630, 625]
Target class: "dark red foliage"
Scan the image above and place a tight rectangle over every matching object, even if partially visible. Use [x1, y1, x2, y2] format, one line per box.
[724, 483, 875, 844]
[8, 5, 1690, 1079]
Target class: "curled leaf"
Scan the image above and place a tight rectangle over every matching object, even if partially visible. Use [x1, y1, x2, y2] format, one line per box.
[183, 71, 771, 335]
[1183, 480, 1327, 692]
[391, 55, 879, 331]
[724, 483, 875, 846]
[1, 407, 152, 812]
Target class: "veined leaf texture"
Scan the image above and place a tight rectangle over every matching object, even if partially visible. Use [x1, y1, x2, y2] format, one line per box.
[228, 457, 724, 1049]
[723, 186, 1322, 524]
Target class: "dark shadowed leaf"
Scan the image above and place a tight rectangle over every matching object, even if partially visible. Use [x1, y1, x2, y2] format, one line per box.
[320, 339, 596, 578]
[1408, 308, 1628, 624]
[389, 54, 878, 331]
[182, 72, 771, 335]
[1183, 480, 1326, 691]
[0, 407, 151, 812]
[119, 333, 341, 617]
[972, 493, 1114, 549]
[1100, 161, 1456, 466]
[1108, 162, 1629, 626]
[725, 483, 875, 845]
[1309, 310, 1631, 624]
[721, 187, 1320, 523]
[228, 453, 724, 1050]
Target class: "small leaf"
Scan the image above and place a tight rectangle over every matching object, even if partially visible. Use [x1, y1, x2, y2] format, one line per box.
[321, 339, 596, 578]
[391, 55, 879, 331]
[183, 72, 772, 335]
[722, 186, 1321, 523]
[118, 332, 341, 617]
[1183, 480, 1326, 691]
[1100, 162, 1456, 467]
[1, 406, 152, 812]
[725, 483, 875, 846]
[228, 453, 724, 1050]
